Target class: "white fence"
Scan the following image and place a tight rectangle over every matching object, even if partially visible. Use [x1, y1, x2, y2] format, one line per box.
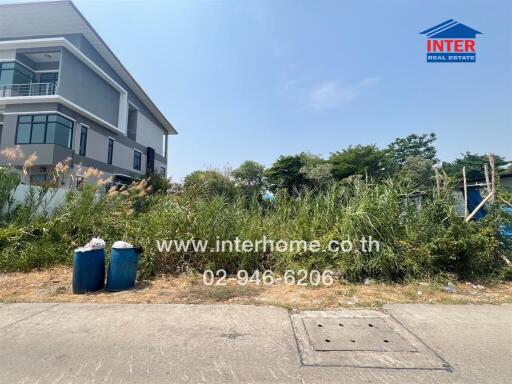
[8, 184, 69, 214]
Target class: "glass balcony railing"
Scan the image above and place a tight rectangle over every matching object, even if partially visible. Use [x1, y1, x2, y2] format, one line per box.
[0, 82, 57, 97]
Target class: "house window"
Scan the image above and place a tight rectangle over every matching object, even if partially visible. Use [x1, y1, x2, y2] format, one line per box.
[160, 166, 166, 176]
[30, 174, 47, 186]
[107, 138, 114, 165]
[40, 72, 59, 84]
[127, 107, 137, 141]
[15, 114, 73, 148]
[0, 62, 34, 85]
[79, 125, 88, 156]
[133, 150, 141, 170]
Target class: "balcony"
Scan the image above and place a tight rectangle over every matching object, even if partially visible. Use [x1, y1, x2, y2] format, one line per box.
[0, 82, 57, 98]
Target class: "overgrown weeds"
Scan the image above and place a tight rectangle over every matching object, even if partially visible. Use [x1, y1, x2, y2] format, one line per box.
[1, 168, 510, 283]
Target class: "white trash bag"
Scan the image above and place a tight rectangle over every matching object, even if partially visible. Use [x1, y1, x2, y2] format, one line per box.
[112, 240, 134, 249]
[75, 237, 106, 252]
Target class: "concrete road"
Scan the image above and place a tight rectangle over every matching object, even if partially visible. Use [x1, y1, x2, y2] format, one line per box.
[0, 303, 510, 384]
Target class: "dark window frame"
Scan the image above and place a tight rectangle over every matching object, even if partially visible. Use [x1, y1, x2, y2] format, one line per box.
[79, 125, 88, 156]
[133, 149, 142, 170]
[107, 138, 114, 165]
[15, 114, 73, 149]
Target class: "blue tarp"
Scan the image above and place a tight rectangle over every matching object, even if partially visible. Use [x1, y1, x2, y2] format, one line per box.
[502, 207, 512, 239]
[467, 189, 486, 221]
[465, 189, 512, 239]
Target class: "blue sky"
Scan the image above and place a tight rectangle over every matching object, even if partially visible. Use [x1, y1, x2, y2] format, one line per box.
[73, 0, 512, 181]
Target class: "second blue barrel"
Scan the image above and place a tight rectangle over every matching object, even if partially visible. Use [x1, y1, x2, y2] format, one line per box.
[106, 247, 140, 291]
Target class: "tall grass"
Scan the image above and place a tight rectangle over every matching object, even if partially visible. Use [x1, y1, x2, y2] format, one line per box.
[0, 173, 509, 282]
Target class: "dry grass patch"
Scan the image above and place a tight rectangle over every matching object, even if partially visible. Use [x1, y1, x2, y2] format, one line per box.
[1, 267, 511, 310]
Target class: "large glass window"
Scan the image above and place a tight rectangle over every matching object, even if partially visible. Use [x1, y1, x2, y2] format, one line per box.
[16, 123, 31, 144]
[31, 123, 46, 143]
[133, 150, 141, 170]
[107, 138, 114, 165]
[15, 114, 73, 148]
[0, 62, 34, 85]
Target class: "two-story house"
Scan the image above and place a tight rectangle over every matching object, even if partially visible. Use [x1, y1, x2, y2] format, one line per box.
[0, 0, 176, 186]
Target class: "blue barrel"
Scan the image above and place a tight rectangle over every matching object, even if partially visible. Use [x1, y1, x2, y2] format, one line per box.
[106, 247, 140, 291]
[72, 248, 105, 294]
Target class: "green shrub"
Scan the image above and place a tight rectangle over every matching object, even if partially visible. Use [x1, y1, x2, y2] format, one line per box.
[0, 174, 509, 282]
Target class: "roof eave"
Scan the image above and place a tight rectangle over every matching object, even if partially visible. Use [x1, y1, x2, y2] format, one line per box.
[66, 0, 178, 135]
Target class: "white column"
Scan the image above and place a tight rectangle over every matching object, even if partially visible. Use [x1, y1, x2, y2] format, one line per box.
[117, 92, 128, 134]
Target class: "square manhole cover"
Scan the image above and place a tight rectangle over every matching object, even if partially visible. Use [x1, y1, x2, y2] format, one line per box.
[303, 317, 417, 352]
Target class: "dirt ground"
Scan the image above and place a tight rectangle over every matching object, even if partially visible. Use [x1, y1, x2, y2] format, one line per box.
[1, 267, 511, 310]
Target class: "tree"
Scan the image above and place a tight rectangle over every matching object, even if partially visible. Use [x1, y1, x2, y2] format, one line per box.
[145, 173, 172, 194]
[329, 145, 386, 180]
[300, 162, 334, 190]
[265, 152, 325, 194]
[387, 133, 438, 171]
[441, 152, 509, 181]
[232, 161, 265, 188]
[397, 156, 435, 190]
[183, 170, 235, 198]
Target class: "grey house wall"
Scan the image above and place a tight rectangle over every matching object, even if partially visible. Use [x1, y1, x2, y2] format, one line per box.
[1, 33, 167, 152]
[0, 31, 169, 178]
[69, 35, 167, 148]
[58, 47, 120, 126]
[136, 111, 165, 156]
[56, 103, 150, 176]
[1, 102, 166, 167]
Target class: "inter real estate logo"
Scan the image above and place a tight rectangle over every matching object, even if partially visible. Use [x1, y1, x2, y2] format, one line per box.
[420, 19, 482, 63]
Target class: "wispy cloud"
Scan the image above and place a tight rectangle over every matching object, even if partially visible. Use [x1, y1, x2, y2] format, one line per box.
[309, 77, 379, 110]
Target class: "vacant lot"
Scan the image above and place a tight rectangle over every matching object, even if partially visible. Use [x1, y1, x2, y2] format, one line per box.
[1, 267, 511, 310]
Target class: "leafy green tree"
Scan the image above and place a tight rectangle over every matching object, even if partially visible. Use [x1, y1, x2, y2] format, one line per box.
[183, 170, 235, 198]
[300, 162, 334, 190]
[265, 153, 325, 194]
[441, 152, 509, 181]
[387, 133, 438, 171]
[329, 145, 386, 180]
[232, 161, 265, 188]
[232, 160, 266, 198]
[397, 156, 435, 190]
[145, 173, 172, 194]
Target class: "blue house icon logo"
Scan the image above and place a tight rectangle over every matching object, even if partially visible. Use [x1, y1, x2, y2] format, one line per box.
[420, 20, 482, 63]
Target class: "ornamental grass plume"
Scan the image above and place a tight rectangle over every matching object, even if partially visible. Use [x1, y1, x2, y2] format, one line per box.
[54, 159, 70, 175]
[22, 153, 38, 175]
[0, 145, 25, 163]
[107, 185, 119, 196]
[84, 167, 101, 179]
[97, 176, 112, 187]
